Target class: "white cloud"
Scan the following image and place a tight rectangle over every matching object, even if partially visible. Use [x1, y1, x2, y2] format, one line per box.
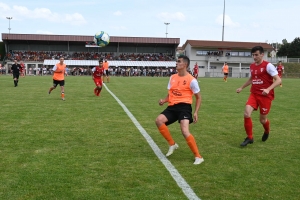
[157, 12, 186, 22]
[110, 26, 127, 30]
[113, 11, 122, 16]
[0, 3, 86, 25]
[36, 30, 54, 34]
[216, 14, 239, 27]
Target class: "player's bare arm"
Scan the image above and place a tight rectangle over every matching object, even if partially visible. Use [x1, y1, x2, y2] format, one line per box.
[236, 78, 252, 93]
[158, 95, 169, 106]
[193, 92, 201, 123]
[260, 75, 282, 95]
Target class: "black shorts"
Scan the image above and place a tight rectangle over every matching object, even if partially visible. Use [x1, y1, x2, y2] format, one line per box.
[53, 79, 65, 87]
[224, 73, 228, 76]
[105, 70, 110, 76]
[161, 103, 193, 126]
[13, 73, 20, 79]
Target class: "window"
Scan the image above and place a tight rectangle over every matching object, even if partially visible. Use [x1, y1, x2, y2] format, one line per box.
[239, 52, 245, 56]
[231, 52, 239, 56]
[245, 52, 251, 56]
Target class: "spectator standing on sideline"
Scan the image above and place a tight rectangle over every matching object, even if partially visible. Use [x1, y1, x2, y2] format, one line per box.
[222, 62, 229, 82]
[155, 55, 204, 165]
[236, 46, 281, 147]
[11, 60, 21, 87]
[48, 57, 67, 101]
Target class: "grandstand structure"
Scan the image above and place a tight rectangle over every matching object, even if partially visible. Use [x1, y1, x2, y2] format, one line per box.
[1, 33, 179, 75]
[1, 33, 289, 77]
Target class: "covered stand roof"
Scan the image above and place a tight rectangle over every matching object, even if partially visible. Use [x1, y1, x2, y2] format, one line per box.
[44, 60, 176, 67]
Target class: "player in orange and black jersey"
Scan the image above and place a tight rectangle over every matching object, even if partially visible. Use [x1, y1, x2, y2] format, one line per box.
[155, 55, 204, 165]
[92, 59, 105, 96]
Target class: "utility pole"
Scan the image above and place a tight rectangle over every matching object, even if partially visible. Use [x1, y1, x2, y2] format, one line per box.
[6, 17, 13, 34]
[222, 0, 225, 41]
[164, 22, 170, 38]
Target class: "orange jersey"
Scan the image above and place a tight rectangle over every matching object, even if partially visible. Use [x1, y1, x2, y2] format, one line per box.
[222, 64, 228, 73]
[168, 73, 199, 106]
[103, 61, 109, 70]
[53, 63, 66, 81]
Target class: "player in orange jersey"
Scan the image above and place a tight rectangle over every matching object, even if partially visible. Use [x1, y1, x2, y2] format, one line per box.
[92, 59, 105, 96]
[48, 57, 67, 100]
[155, 55, 204, 165]
[102, 59, 110, 83]
[222, 62, 229, 82]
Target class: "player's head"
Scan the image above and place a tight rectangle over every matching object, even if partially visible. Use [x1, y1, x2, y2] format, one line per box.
[99, 59, 103, 67]
[104, 59, 107, 62]
[225, 62, 227, 65]
[14, 60, 17, 63]
[176, 55, 190, 69]
[278, 61, 282, 65]
[59, 57, 64, 64]
[251, 46, 264, 64]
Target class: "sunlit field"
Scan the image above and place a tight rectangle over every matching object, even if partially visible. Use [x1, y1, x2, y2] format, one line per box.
[0, 75, 299, 200]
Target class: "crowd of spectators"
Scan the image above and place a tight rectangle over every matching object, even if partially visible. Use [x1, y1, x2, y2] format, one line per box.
[6, 51, 175, 62]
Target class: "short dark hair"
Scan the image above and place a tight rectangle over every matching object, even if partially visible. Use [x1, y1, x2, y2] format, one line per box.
[99, 59, 103, 63]
[178, 55, 190, 67]
[251, 46, 264, 54]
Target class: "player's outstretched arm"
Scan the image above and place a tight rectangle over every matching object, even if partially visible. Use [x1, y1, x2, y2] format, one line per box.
[236, 77, 252, 93]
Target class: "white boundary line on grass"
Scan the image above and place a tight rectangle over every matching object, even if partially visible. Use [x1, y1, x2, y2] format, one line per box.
[103, 84, 201, 200]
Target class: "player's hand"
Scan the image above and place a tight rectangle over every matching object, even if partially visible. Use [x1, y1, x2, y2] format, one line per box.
[193, 113, 198, 123]
[260, 88, 270, 96]
[236, 88, 242, 93]
[158, 99, 165, 106]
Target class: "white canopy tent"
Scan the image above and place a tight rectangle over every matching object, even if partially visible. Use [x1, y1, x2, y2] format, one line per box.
[43, 60, 176, 67]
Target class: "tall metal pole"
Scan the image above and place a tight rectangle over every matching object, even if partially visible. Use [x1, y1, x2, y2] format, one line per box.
[164, 22, 170, 38]
[222, 0, 225, 41]
[6, 17, 12, 34]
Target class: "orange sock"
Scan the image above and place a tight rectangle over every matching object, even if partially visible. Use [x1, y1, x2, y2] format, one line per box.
[158, 124, 175, 146]
[186, 134, 201, 158]
[244, 117, 253, 139]
[61, 92, 65, 98]
[263, 120, 270, 133]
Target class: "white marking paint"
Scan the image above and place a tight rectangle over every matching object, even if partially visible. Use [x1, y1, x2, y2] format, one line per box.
[103, 84, 201, 200]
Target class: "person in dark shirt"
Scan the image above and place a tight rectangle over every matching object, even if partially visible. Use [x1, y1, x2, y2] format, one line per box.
[11, 60, 21, 87]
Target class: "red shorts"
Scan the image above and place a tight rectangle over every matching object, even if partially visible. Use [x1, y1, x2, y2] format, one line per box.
[278, 73, 282, 78]
[94, 78, 103, 87]
[246, 93, 272, 115]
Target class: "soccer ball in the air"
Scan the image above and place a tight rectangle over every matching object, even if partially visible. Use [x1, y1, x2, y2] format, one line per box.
[94, 31, 110, 47]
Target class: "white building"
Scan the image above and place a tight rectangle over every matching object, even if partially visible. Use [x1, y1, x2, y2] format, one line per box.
[181, 40, 285, 78]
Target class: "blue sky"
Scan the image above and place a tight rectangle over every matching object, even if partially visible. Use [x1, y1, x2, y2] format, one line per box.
[0, 0, 299, 46]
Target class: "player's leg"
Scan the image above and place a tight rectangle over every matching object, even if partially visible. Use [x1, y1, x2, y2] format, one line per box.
[49, 80, 57, 94]
[60, 84, 65, 100]
[13, 74, 17, 87]
[258, 96, 272, 141]
[241, 94, 257, 146]
[156, 110, 178, 156]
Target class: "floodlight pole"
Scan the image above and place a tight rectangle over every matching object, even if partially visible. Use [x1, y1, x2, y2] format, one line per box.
[222, 0, 225, 41]
[164, 22, 170, 38]
[6, 17, 12, 34]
